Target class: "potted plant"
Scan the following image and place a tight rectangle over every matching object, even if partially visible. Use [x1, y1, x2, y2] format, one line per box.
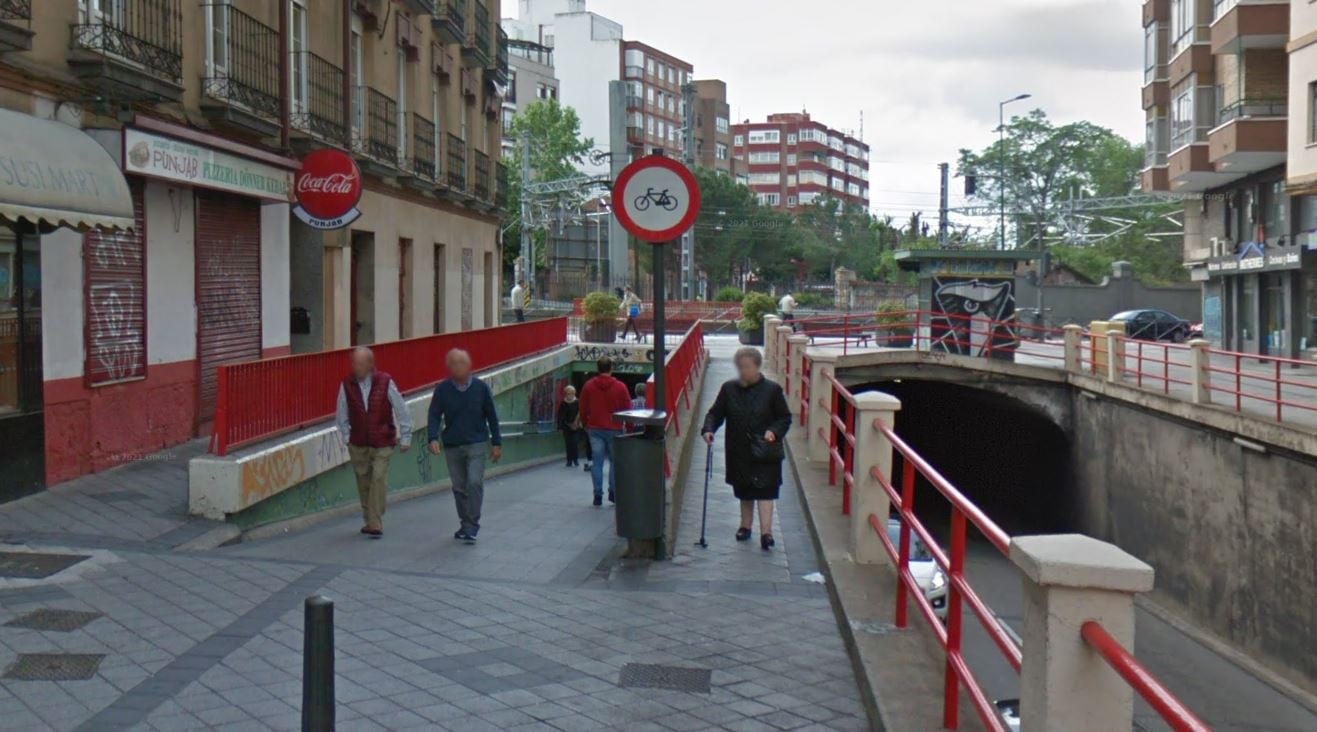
[580, 290, 621, 342]
[876, 300, 915, 348]
[737, 292, 776, 345]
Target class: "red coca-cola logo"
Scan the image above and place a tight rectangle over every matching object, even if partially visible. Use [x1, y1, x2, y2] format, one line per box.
[294, 149, 362, 221]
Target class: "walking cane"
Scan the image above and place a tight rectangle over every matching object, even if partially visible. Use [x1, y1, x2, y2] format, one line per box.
[695, 441, 712, 548]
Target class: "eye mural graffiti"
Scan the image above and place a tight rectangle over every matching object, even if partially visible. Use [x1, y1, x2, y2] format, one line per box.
[929, 276, 1018, 360]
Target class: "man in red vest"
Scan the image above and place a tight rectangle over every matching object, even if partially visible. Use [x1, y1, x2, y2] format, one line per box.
[336, 347, 414, 537]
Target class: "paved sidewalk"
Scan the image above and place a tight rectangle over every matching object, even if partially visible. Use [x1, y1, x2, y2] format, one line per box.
[0, 335, 872, 731]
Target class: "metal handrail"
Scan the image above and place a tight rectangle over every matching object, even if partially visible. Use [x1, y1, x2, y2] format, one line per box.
[1081, 621, 1212, 732]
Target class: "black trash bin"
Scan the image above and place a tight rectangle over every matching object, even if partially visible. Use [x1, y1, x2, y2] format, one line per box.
[611, 409, 667, 545]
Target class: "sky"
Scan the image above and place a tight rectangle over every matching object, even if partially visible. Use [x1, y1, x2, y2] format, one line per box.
[530, 0, 1144, 233]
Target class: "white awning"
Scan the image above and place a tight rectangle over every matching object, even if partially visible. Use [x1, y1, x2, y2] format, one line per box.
[0, 108, 135, 232]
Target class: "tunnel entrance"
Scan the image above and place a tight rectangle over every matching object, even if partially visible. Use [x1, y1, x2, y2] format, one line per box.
[856, 380, 1075, 537]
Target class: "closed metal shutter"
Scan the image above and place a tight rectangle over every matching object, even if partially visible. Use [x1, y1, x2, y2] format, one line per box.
[84, 178, 147, 386]
[195, 191, 262, 425]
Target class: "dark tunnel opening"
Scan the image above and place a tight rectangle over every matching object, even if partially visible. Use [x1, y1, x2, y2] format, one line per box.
[853, 380, 1075, 538]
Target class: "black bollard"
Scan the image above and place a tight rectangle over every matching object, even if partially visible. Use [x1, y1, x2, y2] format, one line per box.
[302, 595, 335, 732]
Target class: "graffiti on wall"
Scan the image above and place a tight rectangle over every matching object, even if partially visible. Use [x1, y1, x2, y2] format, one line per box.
[527, 373, 567, 427]
[460, 248, 473, 331]
[930, 276, 1017, 359]
[85, 227, 146, 385]
[573, 344, 654, 364]
[240, 443, 306, 506]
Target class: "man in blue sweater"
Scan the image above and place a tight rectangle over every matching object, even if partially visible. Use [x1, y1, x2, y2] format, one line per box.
[427, 349, 502, 543]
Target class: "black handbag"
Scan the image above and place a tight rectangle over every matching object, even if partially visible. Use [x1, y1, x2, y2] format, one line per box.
[748, 432, 784, 464]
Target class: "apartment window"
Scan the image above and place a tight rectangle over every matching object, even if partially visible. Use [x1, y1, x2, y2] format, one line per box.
[1170, 0, 1193, 53]
[350, 19, 363, 137]
[646, 87, 654, 104]
[1144, 24, 1158, 83]
[800, 191, 820, 205]
[787, 196, 797, 207]
[629, 111, 643, 127]
[397, 50, 409, 161]
[716, 116, 729, 134]
[667, 66, 675, 84]
[715, 142, 728, 160]
[787, 153, 797, 165]
[759, 193, 780, 206]
[747, 129, 780, 144]
[800, 170, 828, 186]
[537, 83, 555, 100]
[748, 172, 780, 185]
[830, 177, 845, 191]
[787, 173, 797, 187]
[733, 134, 743, 146]
[626, 80, 642, 97]
[433, 72, 442, 152]
[647, 58, 655, 75]
[1309, 81, 1317, 143]
[786, 133, 797, 145]
[289, 1, 307, 113]
[625, 49, 643, 67]
[1171, 87, 1193, 147]
[748, 151, 779, 164]
[205, 0, 229, 78]
[647, 117, 655, 135]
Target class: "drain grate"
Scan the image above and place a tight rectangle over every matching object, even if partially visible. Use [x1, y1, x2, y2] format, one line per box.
[3, 653, 105, 681]
[0, 552, 91, 579]
[89, 490, 145, 503]
[5, 609, 104, 632]
[619, 663, 712, 693]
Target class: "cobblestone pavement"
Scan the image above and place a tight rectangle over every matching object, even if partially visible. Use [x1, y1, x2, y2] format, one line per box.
[0, 336, 871, 731]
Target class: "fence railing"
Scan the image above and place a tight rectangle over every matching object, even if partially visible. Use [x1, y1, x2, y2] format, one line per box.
[290, 51, 345, 143]
[411, 114, 437, 181]
[804, 360, 1212, 731]
[645, 322, 707, 477]
[0, 0, 30, 22]
[200, 3, 279, 119]
[354, 86, 398, 163]
[473, 150, 491, 201]
[212, 318, 569, 456]
[446, 133, 466, 191]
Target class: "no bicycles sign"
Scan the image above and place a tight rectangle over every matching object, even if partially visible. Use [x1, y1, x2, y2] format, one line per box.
[612, 154, 701, 244]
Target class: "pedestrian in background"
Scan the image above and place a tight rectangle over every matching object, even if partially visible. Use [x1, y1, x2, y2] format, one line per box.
[427, 349, 502, 543]
[620, 286, 644, 342]
[778, 292, 797, 326]
[578, 357, 632, 506]
[628, 381, 649, 433]
[336, 347, 413, 538]
[702, 347, 791, 550]
[557, 385, 584, 467]
[511, 279, 527, 323]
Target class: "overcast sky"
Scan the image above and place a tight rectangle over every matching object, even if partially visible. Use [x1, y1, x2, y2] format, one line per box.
[552, 0, 1143, 231]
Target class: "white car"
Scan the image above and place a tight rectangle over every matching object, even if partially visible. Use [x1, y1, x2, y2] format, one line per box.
[995, 699, 1020, 731]
[886, 518, 948, 620]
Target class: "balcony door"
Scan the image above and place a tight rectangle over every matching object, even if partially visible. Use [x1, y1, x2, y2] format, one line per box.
[350, 16, 364, 143]
[204, 0, 229, 80]
[289, 0, 308, 116]
[81, 0, 124, 27]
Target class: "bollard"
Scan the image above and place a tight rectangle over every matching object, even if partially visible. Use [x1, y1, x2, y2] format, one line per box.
[806, 350, 839, 463]
[1105, 330, 1123, 383]
[1188, 339, 1211, 404]
[763, 316, 782, 371]
[1062, 325, 1083, 374]
[1010, 535, 1154, 732]
[850, 392, 901, 564]
[302, 595, 335, 732]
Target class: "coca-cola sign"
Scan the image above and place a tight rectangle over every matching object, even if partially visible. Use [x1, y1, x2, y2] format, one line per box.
[292, 149, 363, 230]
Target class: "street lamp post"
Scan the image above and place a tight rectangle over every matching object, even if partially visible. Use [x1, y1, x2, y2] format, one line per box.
[998, 93, 1031, 250]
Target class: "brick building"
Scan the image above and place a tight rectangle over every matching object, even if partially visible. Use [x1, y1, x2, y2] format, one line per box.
[731, 112, 869, 212]
[693, 79, 737, 178]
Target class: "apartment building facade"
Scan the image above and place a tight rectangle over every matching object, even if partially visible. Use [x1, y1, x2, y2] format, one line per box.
[694, 79, 736, 177]
[501, 37, 558, 158]
[1143, 0, 1315, 358]
[0, 0, 507, 495]
[731, 112, 870, 212]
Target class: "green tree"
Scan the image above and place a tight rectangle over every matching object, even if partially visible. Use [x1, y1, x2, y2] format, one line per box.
[501, 100, 594, 270]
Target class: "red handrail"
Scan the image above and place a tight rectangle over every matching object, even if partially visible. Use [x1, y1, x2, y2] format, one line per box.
[1081, 621, 1212, 732]
[645, 323, 707, 478]
[212, 318, 569, 455]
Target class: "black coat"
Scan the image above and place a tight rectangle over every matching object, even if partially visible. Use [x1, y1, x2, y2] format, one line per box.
[557, 400, 581, 432]
[702, 377, 792, 492]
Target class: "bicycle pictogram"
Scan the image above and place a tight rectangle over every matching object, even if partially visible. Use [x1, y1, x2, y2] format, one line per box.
[633, 187, 680, 212]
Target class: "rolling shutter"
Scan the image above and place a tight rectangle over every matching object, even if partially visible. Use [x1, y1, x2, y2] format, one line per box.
[84, 178, 147, 386]
[195, 191, 262, 424]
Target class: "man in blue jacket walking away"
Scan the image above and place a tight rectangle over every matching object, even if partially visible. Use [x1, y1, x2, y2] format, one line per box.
[427, 349, 502, 543]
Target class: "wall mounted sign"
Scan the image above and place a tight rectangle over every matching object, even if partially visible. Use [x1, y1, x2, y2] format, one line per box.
[124, 128, 291, 201]
[1205, 241, 1304, 275]
[292, 149, 363, 230]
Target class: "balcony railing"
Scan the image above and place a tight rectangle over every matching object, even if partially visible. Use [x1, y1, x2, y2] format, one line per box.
[412, 114, 437, 181]
[508, 39, 552, 67]
[201, 3, 279, 120]
[464, 0, 490, 64]
[447, 133, 466, 191]
[354, 86, 398, 164]
[473, 150, 491, 200]
[496, 162, 509, 210]
[290, 52, 345, 142]
[491, 25, 508, 83]
[1218, 97, 1287, 125]
[70, 0, 183, 83]
[445, 0, 466, 36]
[1213, 0, 1238, 22]
[0, 0, 30, 22]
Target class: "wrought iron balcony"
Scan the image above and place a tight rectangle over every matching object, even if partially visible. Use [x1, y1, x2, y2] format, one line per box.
[488, 26, 508, 85]
[447, 133, 466, 191]
[473, 150, 491, 201]
[495, 162, 509, 211]
[0, 0, 33, 52]
[433, 0, 465, 46]
[463, 0, 490, 66]
[69, 0, 183, 102]
[353, 86, 399, 167]
[411, 114, 437, 181]
[290, 52, 346, 145]
[200, 3, 279, 133]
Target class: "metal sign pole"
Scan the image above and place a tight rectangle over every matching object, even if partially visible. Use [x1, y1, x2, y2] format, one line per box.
[653, 242, 667, 413]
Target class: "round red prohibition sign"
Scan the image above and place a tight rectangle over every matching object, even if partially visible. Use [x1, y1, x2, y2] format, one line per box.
[612, 155, 701, 243]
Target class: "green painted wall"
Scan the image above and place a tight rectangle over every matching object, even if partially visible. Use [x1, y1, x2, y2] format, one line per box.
[231, 364, 572, 530]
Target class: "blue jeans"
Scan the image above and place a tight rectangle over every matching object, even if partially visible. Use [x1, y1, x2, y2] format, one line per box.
[588, 429, 620, 497]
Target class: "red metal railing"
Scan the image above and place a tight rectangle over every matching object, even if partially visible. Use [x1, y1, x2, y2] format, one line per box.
[1081, 621, 1212, 732]
[799, 353, 811, 427]
[809, 369, 1209, 731]
[1201, 346, 1317, 424]
[646, 322, 707, 478]
[572, 298, 742, 321]
[212, 318, 569, 456]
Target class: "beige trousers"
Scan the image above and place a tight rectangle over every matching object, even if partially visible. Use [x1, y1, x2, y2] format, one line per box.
[348, 445, 394, 530]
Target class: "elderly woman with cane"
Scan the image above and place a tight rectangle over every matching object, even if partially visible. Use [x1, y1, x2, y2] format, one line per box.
[701, 347, 792, 550]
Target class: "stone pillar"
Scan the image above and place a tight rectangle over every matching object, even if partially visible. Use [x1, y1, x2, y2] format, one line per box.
[1010, 534, 1155, 732]
[763, 315, 782, 371]
[1105, 331, 1123, 383]
[1188, 339, 1211, 404]
[834, 267, 856, 310]
[787, 335, 809, 417]
[775, 326, 793, 376]
[806, 351, 840, 463]
[850, 392, 901, 564]
[1062, 325, 1083, 373]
